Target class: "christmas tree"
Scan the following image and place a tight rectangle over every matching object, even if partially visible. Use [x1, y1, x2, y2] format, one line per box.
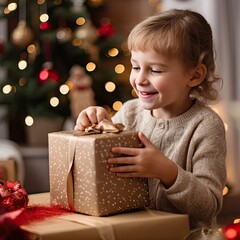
[0, 0, 133, 144]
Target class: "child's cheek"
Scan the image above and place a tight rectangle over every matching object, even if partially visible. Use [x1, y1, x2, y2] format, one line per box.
[154, 81, 168, 93]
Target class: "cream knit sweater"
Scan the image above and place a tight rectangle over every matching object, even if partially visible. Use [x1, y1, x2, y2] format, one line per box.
[112, 98, 227, 229]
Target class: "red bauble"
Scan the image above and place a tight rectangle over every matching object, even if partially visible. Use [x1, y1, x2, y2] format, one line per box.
[39, 68, 59, 83]
[0, 180, 28, 212]
[97, 22, 115, 38]
[223, 222, 240, 240]
[39, 22, 52, 31]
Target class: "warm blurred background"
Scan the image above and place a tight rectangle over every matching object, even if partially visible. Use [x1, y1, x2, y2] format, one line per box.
[0, 0, 239, 229]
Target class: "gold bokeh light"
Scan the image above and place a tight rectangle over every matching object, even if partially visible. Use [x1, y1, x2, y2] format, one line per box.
[50, 97, 59, 107]
[105, 81, 116, 92]
[115, 64, 125, 74]
[40, 13, 49, 22]
[25, 115, 34, 126]
[18, 60, 27, 70]
[108, 48, 119, 57]
[2, 85, 12, 94]
[76, 17, 86, 26]
[59, 84, 70, 95]
[113, 101, 122, 111]
[86, 62, 96, 72]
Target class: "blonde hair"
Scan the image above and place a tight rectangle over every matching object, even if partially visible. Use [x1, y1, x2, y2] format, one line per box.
[128, 9, 222, 103]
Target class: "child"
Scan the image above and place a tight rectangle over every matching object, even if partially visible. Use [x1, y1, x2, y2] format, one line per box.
[75, 9, 227, 230]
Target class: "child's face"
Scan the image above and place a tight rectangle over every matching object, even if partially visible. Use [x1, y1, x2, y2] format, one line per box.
[129, 50, 193, 118]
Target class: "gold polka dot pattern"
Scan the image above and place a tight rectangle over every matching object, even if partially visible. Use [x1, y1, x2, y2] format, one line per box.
[49, 130, 149, 216]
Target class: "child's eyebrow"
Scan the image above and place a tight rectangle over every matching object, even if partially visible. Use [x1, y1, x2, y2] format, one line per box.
[130, 58, 168, 68]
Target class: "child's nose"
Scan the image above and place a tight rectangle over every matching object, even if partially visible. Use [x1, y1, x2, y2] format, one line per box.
[135, 72, 149, 85]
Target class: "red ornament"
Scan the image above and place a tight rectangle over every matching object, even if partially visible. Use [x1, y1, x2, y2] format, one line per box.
[223, 222, 240, 240]
[39, 68, 59, 83]
[40, 22, 52, 31]
[0, 179, 69, 240]
[97, 21, 115, 38]
[0, 180, 28, 212]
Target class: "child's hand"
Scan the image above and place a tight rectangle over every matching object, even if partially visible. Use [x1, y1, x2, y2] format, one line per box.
[74, 106, 112, 130]
[108, 132, 178, 188]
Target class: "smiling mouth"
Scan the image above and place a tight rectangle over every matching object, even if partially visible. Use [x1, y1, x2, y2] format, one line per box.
[139, 91, 158, 98]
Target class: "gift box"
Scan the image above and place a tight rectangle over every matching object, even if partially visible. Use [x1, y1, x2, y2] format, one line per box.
[48, 122, 149, 216]
[21, 193, 190, 240]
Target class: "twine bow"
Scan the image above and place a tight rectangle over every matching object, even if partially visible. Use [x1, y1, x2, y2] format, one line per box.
[72, 119, 125, 137]
[85, 119, 125, 133]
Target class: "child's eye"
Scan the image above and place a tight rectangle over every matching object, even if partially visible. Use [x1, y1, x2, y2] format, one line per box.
[132, 66, 140, 71]
[151, 69, 163, 73]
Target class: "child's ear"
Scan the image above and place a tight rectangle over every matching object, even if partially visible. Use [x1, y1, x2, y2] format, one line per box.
[187, 64, 207, 87]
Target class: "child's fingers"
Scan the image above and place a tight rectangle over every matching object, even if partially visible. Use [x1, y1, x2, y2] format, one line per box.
[74, 124, 85, 131]
[85, 108, 98, 124]
[138, 131, 154, 148]
[75, 107, 111, 130]
[96, 108, 112, 123]
[74, 112, 90, 130]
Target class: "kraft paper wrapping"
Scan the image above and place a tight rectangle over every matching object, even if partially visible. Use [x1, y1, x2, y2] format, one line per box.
[48, 129, 149, 216]
[22, 193, 190, 240]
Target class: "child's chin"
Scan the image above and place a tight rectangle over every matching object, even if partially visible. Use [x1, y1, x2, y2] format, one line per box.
[139, 102, 154, 110]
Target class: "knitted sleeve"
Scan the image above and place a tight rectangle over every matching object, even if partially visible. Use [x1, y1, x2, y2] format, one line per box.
[162, 113, 227, 228]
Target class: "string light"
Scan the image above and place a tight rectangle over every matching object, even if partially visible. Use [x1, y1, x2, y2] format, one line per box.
[76, 17, 86, 26]
[8, 2, 17, 11]
[2, 85, 12, 94]
[25, 115, 34, 126]
[4, 8, 11, 14]
[39, 69, 49, 81]
[50, 97, 59, 107]
[113, 101, 122, 111]
[39, 67, 59, 82]
[19, 77, 26, 86]
[108, 48, 119, 57]
[233, 219, 240, 224]
[27, 44, 36, 54]
[59, 84, 70, 95]
[18, 60, 27, 70]
[56, 28, 72, 42]
[86, 62, 96, 72]
[105, 81, 116, 92]
[40, 13, 49, 22]
[114, 64, 125, 74]
[224, 228, 238, 239]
